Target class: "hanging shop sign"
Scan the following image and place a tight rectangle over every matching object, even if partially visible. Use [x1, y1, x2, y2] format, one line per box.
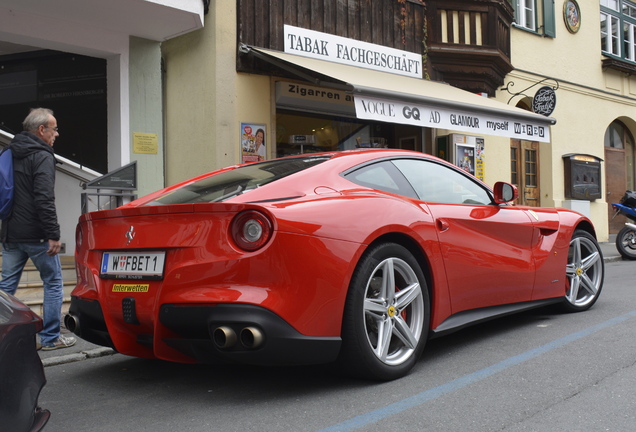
[284, 25, 422, 79]
[532, 86, 557, 116]
[354, 95, 551, 142]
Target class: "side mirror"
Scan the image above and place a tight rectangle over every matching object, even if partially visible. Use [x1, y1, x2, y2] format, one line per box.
[493, 182, 518, 204]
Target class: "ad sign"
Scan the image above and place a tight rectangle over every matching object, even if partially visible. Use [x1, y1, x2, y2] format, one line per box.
[353, 95, 551, 142]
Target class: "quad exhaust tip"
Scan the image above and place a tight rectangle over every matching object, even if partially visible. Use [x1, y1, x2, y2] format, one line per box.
[212, 326, 264, 349]
[240, 326, 264, 349]
[212, 326, 237, 349]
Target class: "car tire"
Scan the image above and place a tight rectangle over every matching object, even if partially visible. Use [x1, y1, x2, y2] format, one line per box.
[562, 230, 604, 312]
[339, 243, 430, 381]
[615, 226, 636, 260]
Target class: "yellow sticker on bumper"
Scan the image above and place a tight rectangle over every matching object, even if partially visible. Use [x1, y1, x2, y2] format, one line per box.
[112, 284, 149, 293]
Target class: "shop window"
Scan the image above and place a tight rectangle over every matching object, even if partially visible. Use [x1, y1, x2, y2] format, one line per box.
[514, 0, 556, 37]
[601, 0, 636, 62]
[275, 110, 422, 158]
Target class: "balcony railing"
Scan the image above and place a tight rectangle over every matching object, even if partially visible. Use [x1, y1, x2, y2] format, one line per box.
[426, 0, 514, 96]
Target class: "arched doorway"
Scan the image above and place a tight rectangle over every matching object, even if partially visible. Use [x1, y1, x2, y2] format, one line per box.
[604, 120, 636, 233]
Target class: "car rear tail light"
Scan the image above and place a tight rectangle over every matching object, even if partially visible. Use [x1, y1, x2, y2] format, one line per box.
[231, 210, 273, 251]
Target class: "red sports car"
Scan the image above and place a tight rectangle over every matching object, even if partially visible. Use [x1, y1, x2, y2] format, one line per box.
[67, 149, 604, 380]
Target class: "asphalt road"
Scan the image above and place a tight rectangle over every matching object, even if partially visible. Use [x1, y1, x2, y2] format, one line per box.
[38, 252, 635, 432]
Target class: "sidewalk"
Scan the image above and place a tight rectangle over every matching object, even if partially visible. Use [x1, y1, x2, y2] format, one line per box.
[39, 239, 626, 367]
[38, 325, 116, 367]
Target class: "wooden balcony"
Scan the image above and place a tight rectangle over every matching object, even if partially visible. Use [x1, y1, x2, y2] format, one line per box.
[425, 0, 514, 96]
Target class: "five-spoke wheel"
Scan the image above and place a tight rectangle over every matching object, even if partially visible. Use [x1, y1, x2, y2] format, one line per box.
[340, 243, 429, 381]
[564, 230, 604, 312]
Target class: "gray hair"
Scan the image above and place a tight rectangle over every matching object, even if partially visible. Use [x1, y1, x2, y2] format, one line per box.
[23, 108, 54, 132]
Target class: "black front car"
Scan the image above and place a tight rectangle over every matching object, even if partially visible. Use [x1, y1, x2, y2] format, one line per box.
[0, 291, 50, 432]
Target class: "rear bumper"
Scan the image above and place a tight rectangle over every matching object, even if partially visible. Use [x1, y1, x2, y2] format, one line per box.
[67, 296, 116, 350]
[68, 297, 341, 366]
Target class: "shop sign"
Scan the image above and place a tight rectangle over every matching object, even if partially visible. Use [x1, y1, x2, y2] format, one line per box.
[532, 86, 556, 116]
[275, 81, 354, 116]
[353, 95, 551, 142]
[284, 25, 422, 79]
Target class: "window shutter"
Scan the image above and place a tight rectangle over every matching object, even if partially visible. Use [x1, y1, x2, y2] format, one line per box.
[543, 0, 556, 37]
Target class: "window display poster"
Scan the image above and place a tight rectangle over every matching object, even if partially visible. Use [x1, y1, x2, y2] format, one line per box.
[451, 135, 485, 181]
[241, 123, 266, 163]
[456, 143, 475, 176]
[475, 138, 485, 181]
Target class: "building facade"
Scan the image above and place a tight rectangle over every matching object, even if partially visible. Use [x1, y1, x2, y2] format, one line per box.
[164, 0, 621, 241]
[2, 0, 635, 250]
[162, 1, 546, 193]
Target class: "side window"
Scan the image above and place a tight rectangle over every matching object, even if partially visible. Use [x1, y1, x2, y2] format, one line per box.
[392, 159, 493, 205]
[516, 0, 537, 31]
[344, 161, 418, 199]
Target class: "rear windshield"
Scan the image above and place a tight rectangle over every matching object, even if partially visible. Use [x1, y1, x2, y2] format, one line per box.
[144, 156, 330, 205]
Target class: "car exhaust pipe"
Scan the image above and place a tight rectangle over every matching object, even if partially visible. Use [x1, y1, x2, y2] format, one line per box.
[212, 326, 237, 349]
[240, 326, 264, 349]
[64, 314, 80, 335]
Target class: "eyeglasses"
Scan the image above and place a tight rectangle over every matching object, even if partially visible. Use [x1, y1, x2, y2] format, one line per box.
[44, 126, 59, 132]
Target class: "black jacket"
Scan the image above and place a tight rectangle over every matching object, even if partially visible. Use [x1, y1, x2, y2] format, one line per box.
[0, 132, 60, 243]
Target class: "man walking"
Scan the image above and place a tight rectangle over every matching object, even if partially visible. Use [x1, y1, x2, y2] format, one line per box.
[0, 108, 76, 350]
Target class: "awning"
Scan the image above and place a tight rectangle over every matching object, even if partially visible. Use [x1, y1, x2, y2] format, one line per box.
[242, 45, 555, 143]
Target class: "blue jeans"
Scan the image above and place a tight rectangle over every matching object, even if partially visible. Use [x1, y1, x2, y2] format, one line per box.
[0, 242, 64, 345]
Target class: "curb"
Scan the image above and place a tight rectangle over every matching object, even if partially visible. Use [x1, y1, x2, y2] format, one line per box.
[604, 256, 624, 263]
[42, 347, 116, 367]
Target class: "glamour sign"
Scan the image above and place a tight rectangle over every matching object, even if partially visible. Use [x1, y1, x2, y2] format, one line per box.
[354, 96, 551, 142]
[284, 25, 422, 78]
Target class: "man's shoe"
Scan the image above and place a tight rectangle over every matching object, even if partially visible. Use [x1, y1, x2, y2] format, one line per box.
[41, 335, 77, 351]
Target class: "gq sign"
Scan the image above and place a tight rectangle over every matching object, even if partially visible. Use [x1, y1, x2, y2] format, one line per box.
[354, 96, 551, 142]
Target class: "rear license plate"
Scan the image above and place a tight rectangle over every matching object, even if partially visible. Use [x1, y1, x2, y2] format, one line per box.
[100, 252, 165, 280]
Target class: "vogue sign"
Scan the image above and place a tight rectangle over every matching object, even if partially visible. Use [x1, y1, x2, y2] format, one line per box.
[354, 95, 551, 142]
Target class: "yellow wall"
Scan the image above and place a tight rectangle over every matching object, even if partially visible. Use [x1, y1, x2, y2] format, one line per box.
[162, 2, 269, 185]
[491, 1, 636, 241]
